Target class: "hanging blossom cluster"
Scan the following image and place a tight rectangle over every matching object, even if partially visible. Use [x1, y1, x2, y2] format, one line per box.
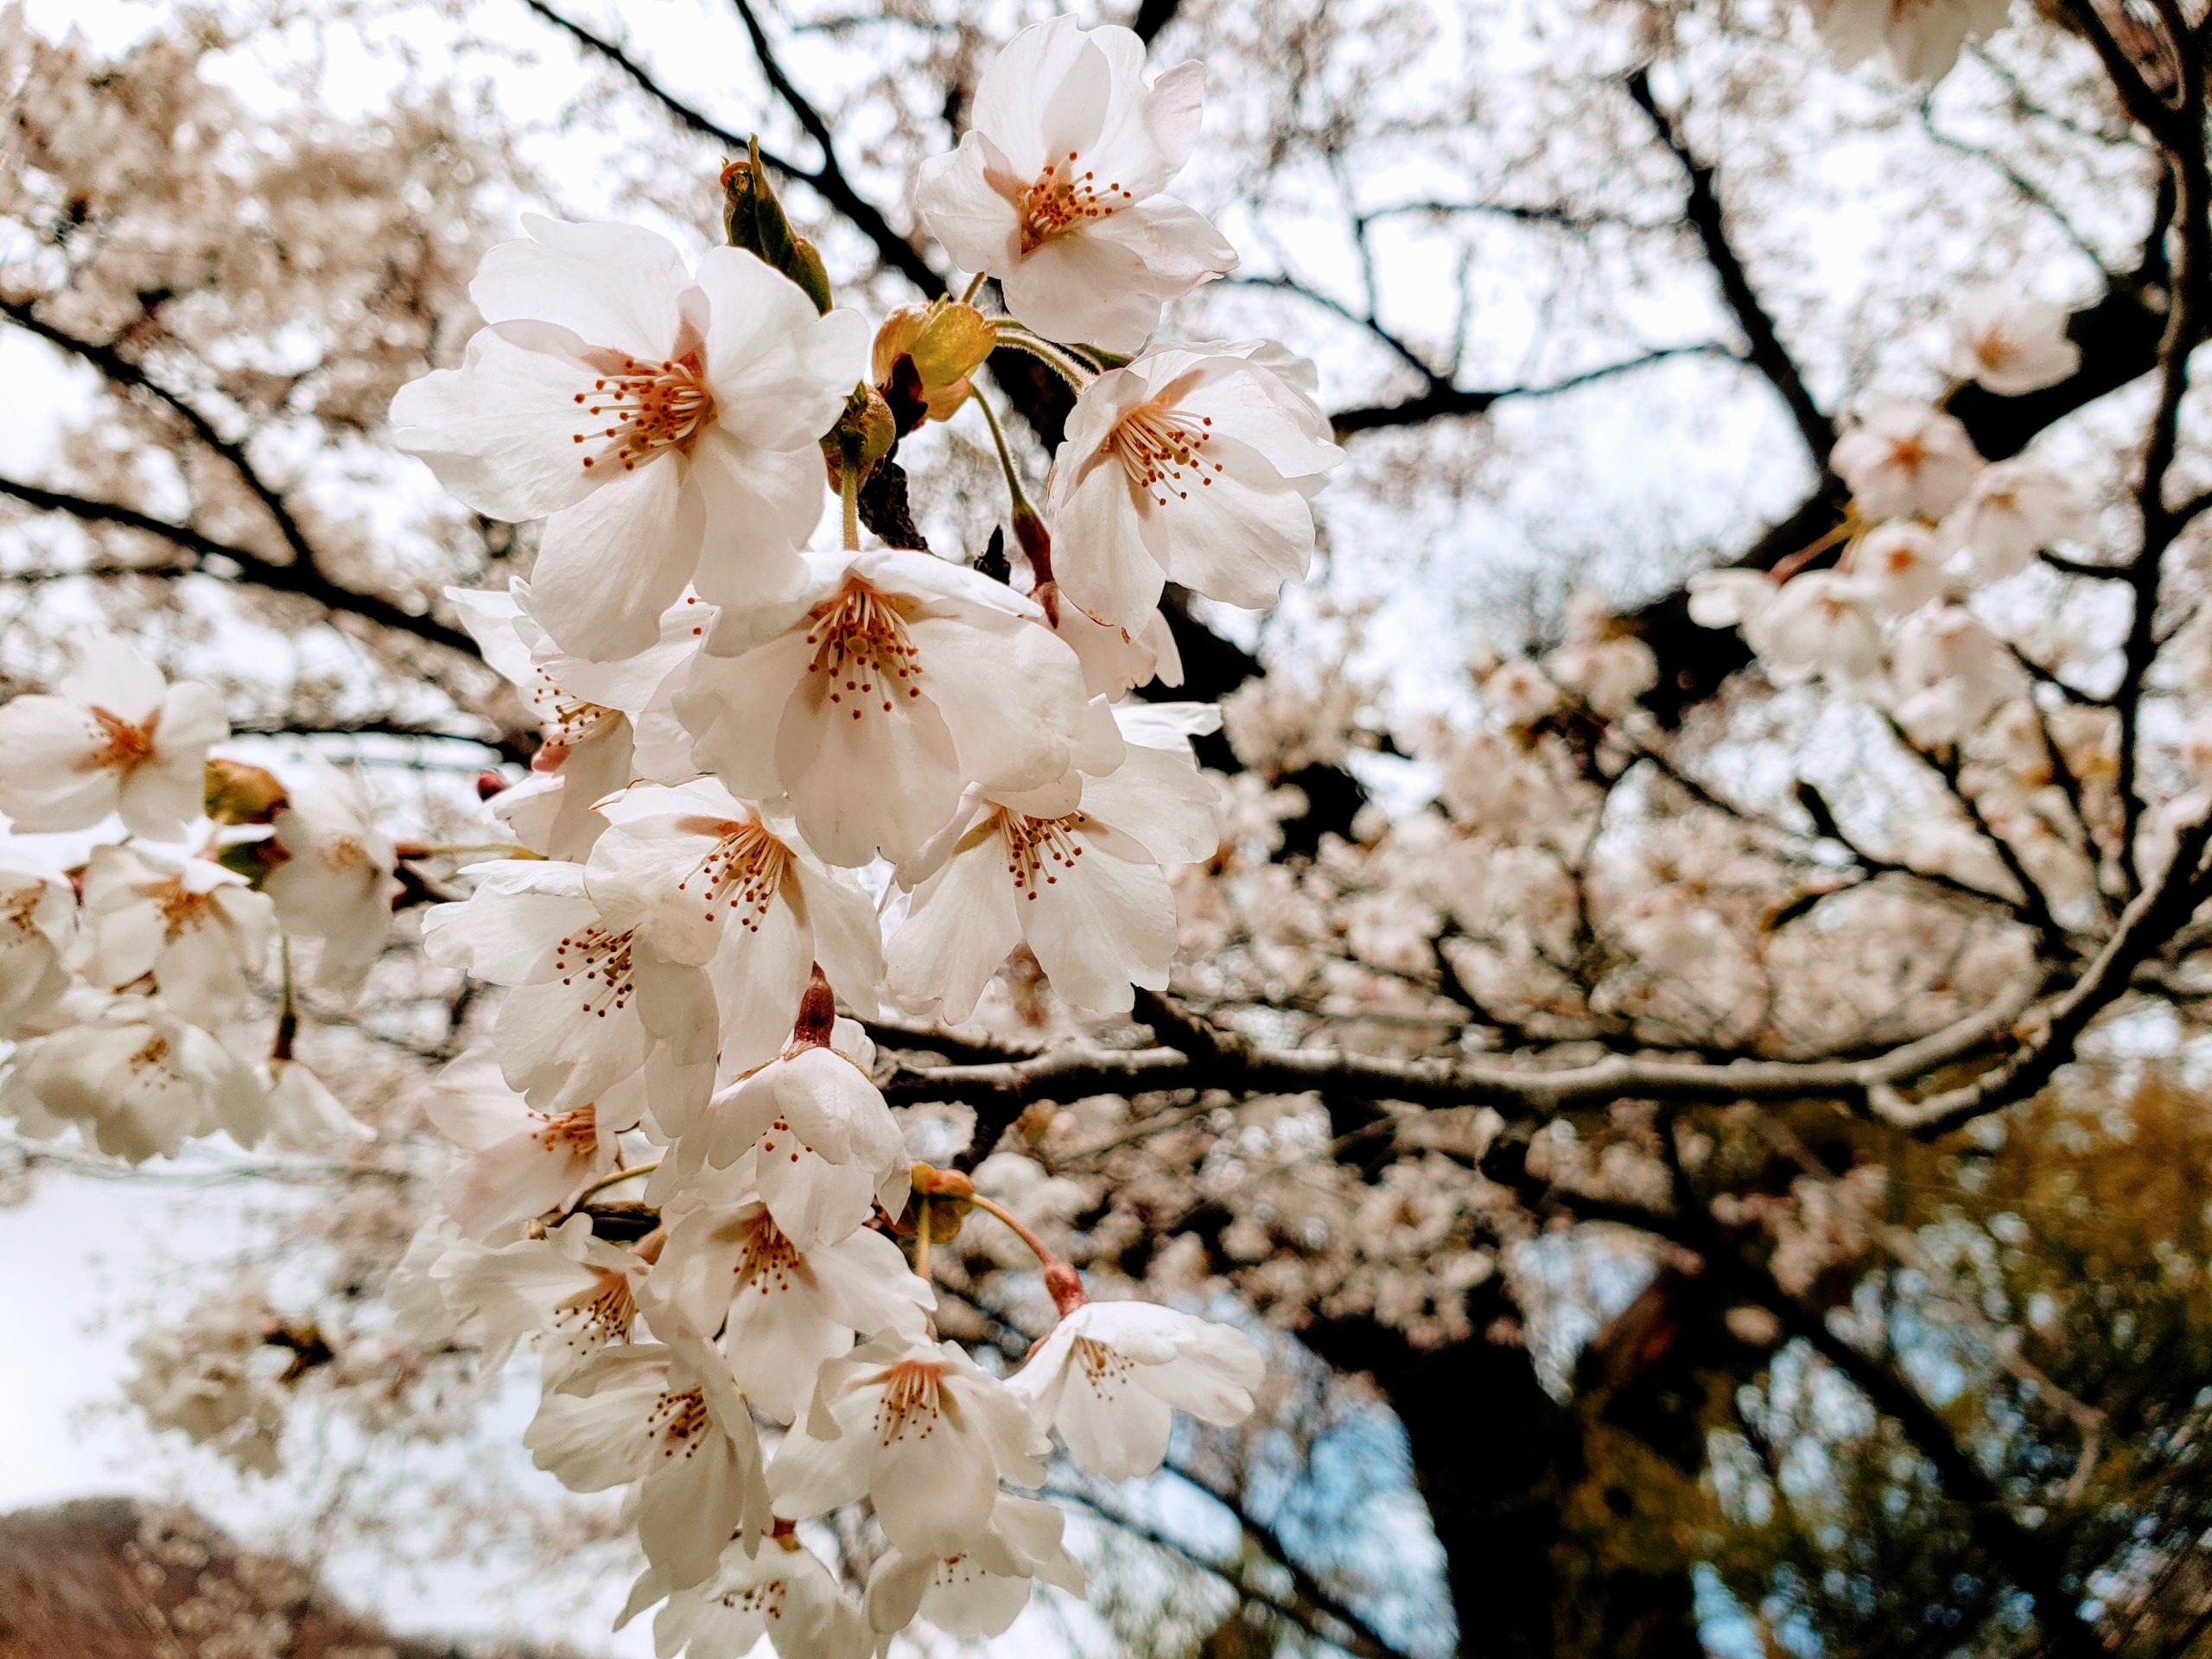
[0, 16, 1319, 1653]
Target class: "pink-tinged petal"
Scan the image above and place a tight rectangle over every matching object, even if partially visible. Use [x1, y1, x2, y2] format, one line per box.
[531, 450, 703, 661]
[1090, 195, 1239, 293]
[969, 16, 1087, 171]
[115, 750, 209, 841]
[494, 979, 650, 1112]
[1141, 59, 1207, 175]
[471, 216, 689, 361]
[1039, 35, 1114, 161]
[156, 681, 230, 751]
[886, 825, 1023, 1023]
[918, 615, 1095, 792]
[707, 886, 813, 1073]
[915, 135, 1022, 276]
[790, 862, 885, 1014]
[1019, 823, 1175, 1014]
[1154, 436, 1315, 607]
[390, 320, 604, 521]
[0, 696, 115, 830]
[777, 671, 963, 867]
[1077, 740, 1221, 864]
[678, 630, 816, 799]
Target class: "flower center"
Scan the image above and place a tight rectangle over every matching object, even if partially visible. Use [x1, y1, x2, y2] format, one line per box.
[572, 349, 715, 473]
[86, 705, 158, 775]
[3, 884, 41, 938]
[1072, 1335, 1136, 1398]
[551, 925, 639, 1018]
[530, 1103, 599, 1154]
[1111, 401, 1222, 507]
[732, 1212, 802, 1298]
[997, 809, 1087, 901]
[1016, 150, 1135, 253]
[531, 667, 620, 747]
[150, 877, 214, 941]
[874, 1357, 946, 1446]
[648, 1385, 712, 1459]
[675, 817, 791, 931]
[553, 1266, 636, 1351]
[804, 581, 924, 721]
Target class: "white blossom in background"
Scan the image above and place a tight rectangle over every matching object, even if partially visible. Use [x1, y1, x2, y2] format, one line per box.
[0, 636, 226, 839]
[623, 1536, 869, 1659]
[1853, 521, 1952, 615]
[1006, 1299, 1264, 1479]
[1889, 604, 2018, 746]
[1949, 288, 2082, 394]
[1046, 340, 1342, 628]
[1687, 569, 1777, 631]
[76, 845, 276, 1030]
[1940, 459, 2094, 581]
[1803, 0, 2014, 81]
[1746, 572, 1886, 687]
[861, 1493, 1087, 1642]
[915, 16, 1236, 351]
[0, 849, 75, 1037]
[1831, 401, 1983, 521]
[391, 217, 863, 658]
[677, 548, 1108, 866]
[425, 1046, 645, 1238]
[260, 752, 399, 1000]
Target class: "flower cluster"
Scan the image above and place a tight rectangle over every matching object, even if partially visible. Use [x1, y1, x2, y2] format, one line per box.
[0, 16, 1294, 1653]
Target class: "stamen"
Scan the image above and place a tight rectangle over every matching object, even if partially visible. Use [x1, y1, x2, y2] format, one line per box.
[1110, 402, 1224, 507]
[647, 1386, 712, 1459]
[674, 816, 791, 931]
[551, 925, 640, 1018]
[1015, 149, 1136, 253]
[572, 349, 715, 474]
[803, 581, 925, 721]
[874, 1357, 945, 1446]
[86, 706, 158, 775]
[999, 809, 1087, 902]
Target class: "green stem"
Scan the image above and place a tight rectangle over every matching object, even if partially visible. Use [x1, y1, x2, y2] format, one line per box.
[915, 1196, 933, 1278]
[993, 328, 1097, 390]
[969, 1192, 1054, 1266]
[272, 937, 298, 1063]
[567, 1161, 659, 1212]
[971, 386, 1033, 518]
[959, 271, 988, 305]
[841, 461, 861, 550]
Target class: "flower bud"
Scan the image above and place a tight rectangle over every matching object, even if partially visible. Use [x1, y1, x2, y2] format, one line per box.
[821, 384, 898, 492]
[203, 757, 287, 825]
[721, 137, 833, 315]
[872, 302, 997, 431]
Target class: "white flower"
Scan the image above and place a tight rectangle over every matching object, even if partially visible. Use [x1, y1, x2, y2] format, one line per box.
[1803, 0, 2012, 80]
[1006, 1300, 1262, 1479]
[1044, 341, 1342, 629]
[1481, 660, 1558, 728]
[391, 217, 865, 659]
[525, 1335, 773, 1590]
[0, 635, 226, 839]
[1830, 401, 1982, 521]
[264, 1059, 373, 1150]
[914, 16, 1236, 352]
[77, 845, 276, 1029]
[261, 753, 398, 1000]
[0, 847, 74, 1038]
[1747, 572, 1886, 687]
[451, 582, 707, 860]
[677, 549, 1104, 867]
[1544, 634, 1657, 720]
[426, 1046, 646, 1238]
[588, 779, 884, 1074]
[1851, 520, 1950, 615]
[1889, 604, 2016, 746]
[1687, 569, 1777, 630]
[1949, 288, 2081, 395]
[435, 1213, 652, 1375]
[1036, 580, 1185, 701]
[862, 1493, 1086, 1641]
[621, 1535, 869, 1659]
[1938, 459, 2094, 582]
[650, 1196, 933, 1423]
[422, 860, 717, 1116]
[887, 702, 1221, 1020]
[126, 1281, 289, 1478]
[677, 1044, 910, 1252]
[769, 1332, 1047, 1555]
[3, 993, 268, 1162]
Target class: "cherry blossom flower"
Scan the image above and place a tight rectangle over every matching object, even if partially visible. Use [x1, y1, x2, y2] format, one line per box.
[77, 845, 276, 1030]
[1949, 288, 2082, 394]
[677, 548, 1104, 867]
[434, 1213, 653, 1375]
[1830, 401, 1983, 521]
[422, 859, 716, 1116]
[861, 1493, 1087, 1641]
[1939, 459, 2094, 581]
[1748, 572, 1886, 687]
[526, 1335, 773, 1590]
[588, 779, 883, 1073]
[673, 1043, 910, 1252]
[1889, 604, 2017, 745]
[914, 16, 1236, 352]
[1852, 521, 1951, 615]
[0, 635, 226, 839]
[620, 1535, 868, 1659]
[650, 1195, 933, 1422]
[769, 1331, 1047, 1555]
[425, 1046, 646, 1238]
[1006, 1300, 1262, 1479]
[1803, 0, 2012, 80]
[2, 992, 268, 1162]
[0, 848, 75, 1038]
[450, 582, 707, 860]
[1481, 660, 1559, 728]
[1044, 341, 1341, 629]
[391, 217, 865, 658]
[1687, 569, 1778, 631]
[261, 753, 398, 1000]
[886, 702, 1222, 1020]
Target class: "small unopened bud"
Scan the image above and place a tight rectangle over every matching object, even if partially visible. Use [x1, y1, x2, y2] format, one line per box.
[474, 769, 508, 802]
[203, 757, 288, 825]
[911, 1162, 976, 1201]
[721, 137, 833, 315]
[1011, 502, 1053, 585]
[822, 384, 898, 493]
[873, 301, 997, 431]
